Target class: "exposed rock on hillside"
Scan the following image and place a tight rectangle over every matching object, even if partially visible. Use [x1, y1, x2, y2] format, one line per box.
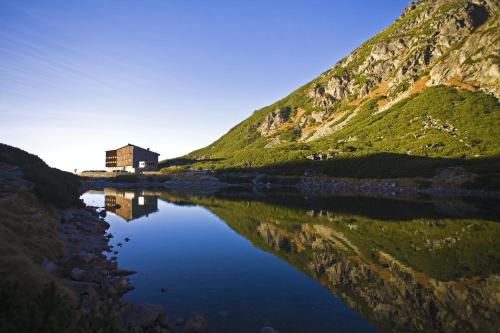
[184, 0, 499, 176]
[310, 0, 498, 116]
[258, 107, 291, 136]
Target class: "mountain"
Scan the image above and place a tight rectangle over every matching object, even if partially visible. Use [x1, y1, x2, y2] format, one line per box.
[168, 0, 500, 179]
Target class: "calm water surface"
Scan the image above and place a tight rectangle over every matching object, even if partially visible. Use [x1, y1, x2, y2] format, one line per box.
[81, 188, 500, 333]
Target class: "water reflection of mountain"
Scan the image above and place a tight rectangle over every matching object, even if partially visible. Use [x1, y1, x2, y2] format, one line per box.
[104, 188, 158, 222]
[156, 192, 500, 333]
[211, 188, 500, 222]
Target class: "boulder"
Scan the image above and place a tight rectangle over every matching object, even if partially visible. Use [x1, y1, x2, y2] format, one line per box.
[309, 84, 337, 110]
[183, 313, 207, 333]
[264, 137, 282, 148]
[113, 278, 130, 291]
[111, 269, 137, 276]
[57, 211, 73, 223]
[71, 267, 85, 281]
[41, 258, 57, 273]
[75, 251, 94, 263]
[125, 304, 166, 329]
[257, 108, 291, 136]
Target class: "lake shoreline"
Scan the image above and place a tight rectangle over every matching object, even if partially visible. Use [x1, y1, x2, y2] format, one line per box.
[53, 205, 177, 333]
[0, 162, 206, 333]
[54, 203, 208, 333]
[79, 170, 500, 199]
[81, 185, 500, 333]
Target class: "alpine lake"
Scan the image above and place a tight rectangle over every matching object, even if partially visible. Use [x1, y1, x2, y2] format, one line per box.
[81, 187, 500, 333]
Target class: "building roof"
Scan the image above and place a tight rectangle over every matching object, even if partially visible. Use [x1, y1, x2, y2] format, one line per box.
[106, 143, 160, 155]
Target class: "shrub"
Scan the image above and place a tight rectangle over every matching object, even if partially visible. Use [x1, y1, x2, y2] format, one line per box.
[280, 129, 301, 141]
[159, 165, 190, 174]
[0, 281, 125, 333]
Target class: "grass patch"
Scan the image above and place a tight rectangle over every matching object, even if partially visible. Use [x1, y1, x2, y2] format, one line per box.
[280, 128, 301, 141]
[167, 87, 499, 182]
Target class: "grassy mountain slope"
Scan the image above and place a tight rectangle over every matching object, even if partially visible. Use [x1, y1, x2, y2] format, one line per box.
[163, 0, 500, 179]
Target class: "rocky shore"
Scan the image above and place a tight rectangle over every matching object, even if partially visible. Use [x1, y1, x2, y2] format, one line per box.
[80, 169, 500, 200]
[298, 177, 500, 198]
[79, 170, 227, 196]
[49, 205, 207, 333]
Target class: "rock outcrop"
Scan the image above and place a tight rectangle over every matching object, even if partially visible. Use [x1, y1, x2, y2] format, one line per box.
[186, 0, 499, 167]
[257, 107, 291, 136]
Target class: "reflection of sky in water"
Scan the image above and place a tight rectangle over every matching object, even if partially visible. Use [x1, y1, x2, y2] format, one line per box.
[82, 192, 377, 333]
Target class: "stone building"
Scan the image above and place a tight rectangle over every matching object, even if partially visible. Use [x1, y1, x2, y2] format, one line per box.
[105, 143, 160, 172]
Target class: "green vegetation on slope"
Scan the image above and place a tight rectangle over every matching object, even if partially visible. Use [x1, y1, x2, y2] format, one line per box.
[0, 143, 81, 208]
[162, 0, 499, 181]
[313, 86, 500, 158]
[0, 144, 124, 332]
[165, 86, 500, 180]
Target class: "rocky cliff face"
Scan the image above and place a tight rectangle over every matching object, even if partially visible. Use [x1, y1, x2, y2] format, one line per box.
[186, 0, 500, 171]
[300, 0, 499, 141]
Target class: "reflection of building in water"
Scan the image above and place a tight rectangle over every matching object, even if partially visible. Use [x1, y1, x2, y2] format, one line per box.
[104, 188, 158, 222]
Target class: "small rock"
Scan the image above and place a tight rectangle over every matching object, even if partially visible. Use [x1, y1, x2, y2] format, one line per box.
[125, 237, 130, 242]
[99, 210, 107, 217]
[86, 207, 99, 217]
[157, 312, 169, 326]
[70, 267, 85, 281]
[111, 269, 137, 276]
[107, 286, 118, 296]
[160, 288, 167, 293]
[57, 211, 73, 223]
[75, 251, 94, 263]
[125, 304, 166, 329]
[183, 313, 207, 333]
[117, 243, 123, 247]
[114, 278, 130, 291]
[41, 258, 57, 273]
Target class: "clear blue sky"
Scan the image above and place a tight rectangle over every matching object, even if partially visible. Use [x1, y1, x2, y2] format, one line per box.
[0, 0, 408, 171]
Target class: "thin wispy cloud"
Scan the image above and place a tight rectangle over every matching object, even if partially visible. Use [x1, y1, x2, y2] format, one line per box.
[0, 0, 408, 171]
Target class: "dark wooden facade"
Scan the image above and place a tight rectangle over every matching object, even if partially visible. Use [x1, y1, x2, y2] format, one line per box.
[105, 150, 117, 167]
[105, 144, 159, 172]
